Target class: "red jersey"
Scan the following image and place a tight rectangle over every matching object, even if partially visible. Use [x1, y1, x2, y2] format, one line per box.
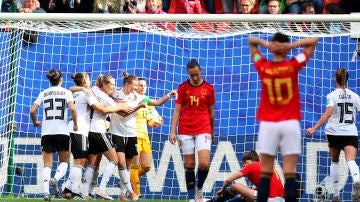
[175, 80, 215, 135]
[240, 162, 284, 198]
[252, 49, 309, 121]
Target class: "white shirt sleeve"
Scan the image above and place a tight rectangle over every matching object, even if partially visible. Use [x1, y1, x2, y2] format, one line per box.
[87, 95, 98, 106]
[355, 94, 360, 113]
[326, 93, 334, 107]
[66, 90, 74, 103]
[295, 52, 307, 64]
[34, 92, 44, 106]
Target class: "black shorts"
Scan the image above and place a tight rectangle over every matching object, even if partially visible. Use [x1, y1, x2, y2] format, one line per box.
[327, 135, 358, 150]
[88, 132, 114, 154]
[41, 134, 70, 153]
[112, 135, 138, 159]
[70, 133, 89, 159]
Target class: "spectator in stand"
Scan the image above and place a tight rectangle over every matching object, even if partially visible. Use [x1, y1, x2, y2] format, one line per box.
[301, 1, 315, 13]
[140, 0, 166, 13]
[285, 0, 323, 14]
[258, 0, 285, 13]
[239, 0, 256, 14]
[19, 0, 46, 13]
[222, 0, 240, 13]
[267, 0, 281, 14]
[120, 0, 146, 13]
[186, 0, 202, 14]
[93, 0, 119, 13]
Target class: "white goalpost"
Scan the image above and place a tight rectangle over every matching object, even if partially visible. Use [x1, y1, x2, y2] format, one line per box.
[0, 13, 359, 200]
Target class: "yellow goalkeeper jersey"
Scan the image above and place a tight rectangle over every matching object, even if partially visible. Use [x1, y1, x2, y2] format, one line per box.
[136, 105, 154, 140]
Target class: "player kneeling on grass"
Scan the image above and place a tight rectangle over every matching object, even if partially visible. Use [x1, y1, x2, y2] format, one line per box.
[207, 150, 285, 202]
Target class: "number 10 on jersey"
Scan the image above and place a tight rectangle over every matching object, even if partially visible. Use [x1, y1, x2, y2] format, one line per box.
[263, 77, 293, 105]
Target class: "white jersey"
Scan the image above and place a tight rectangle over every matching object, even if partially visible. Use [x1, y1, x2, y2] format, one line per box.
[325, 88, 360, 136]
[68, 91, 97, 136]
[34, 86, 74, 136]
[89, 86, 117, 133]
[110, 87, 145, 137]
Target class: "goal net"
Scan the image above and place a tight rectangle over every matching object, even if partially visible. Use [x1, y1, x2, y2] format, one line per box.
[0, 13, 359, 200]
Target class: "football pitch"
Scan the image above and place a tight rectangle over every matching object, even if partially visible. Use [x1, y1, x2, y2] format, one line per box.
[3, 199, 186, 202]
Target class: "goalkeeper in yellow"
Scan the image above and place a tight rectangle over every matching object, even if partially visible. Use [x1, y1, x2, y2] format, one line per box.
[130, 78, 177, 196]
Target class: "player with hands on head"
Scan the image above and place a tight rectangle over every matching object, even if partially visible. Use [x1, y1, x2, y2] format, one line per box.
[129, 77, 177, 196]
[29, 69, 77, 201]
[208, 150, 285, 202]
[170, 59, 215, 202]
[248, 32, 318, 202]
[306, 68, 360, 201]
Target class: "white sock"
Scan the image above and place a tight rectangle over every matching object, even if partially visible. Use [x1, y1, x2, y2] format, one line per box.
[119, 168, 133, 193]
[99, 161, 116, 189]
[82, 166, 95, 196]
[54, 162, 68, 181]
[347, 160, 360, 183]
[70, 165, 83, 193]
[89, 167, 99, 194]
[331, 161, 340, 197]
[42, 167, 51, 194]
[118, 177, 127, 195]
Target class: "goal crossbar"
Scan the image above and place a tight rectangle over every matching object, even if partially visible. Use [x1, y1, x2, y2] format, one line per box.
[0, 13, 360, 23]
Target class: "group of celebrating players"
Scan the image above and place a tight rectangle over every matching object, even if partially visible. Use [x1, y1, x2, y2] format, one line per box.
[30, 70, 177, 201]
[30, 31, 360, 202]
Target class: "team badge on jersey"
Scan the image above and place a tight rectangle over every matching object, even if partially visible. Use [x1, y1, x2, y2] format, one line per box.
[201, 88, 208, 96]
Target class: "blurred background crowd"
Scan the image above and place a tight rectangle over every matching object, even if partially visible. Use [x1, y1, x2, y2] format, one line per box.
[1, 0, 360, 15]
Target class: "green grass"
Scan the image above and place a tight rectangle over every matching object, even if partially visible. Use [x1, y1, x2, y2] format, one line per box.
[0, 198, 186, 202]
[1, 198, 186, 202]
[0, 194, 188, 201]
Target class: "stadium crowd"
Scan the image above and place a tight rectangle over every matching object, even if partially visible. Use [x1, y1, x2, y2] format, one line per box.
[1, 0, 360, 14]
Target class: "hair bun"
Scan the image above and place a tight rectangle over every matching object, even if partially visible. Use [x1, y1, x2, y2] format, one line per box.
[123, 72, 129, 78]
[71, 73, 76, 79]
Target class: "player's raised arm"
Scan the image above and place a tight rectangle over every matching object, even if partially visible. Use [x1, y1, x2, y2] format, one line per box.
[290, 37, 319, 57]
[149, 90, 177, 106]
[248, 36, 270, 54]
